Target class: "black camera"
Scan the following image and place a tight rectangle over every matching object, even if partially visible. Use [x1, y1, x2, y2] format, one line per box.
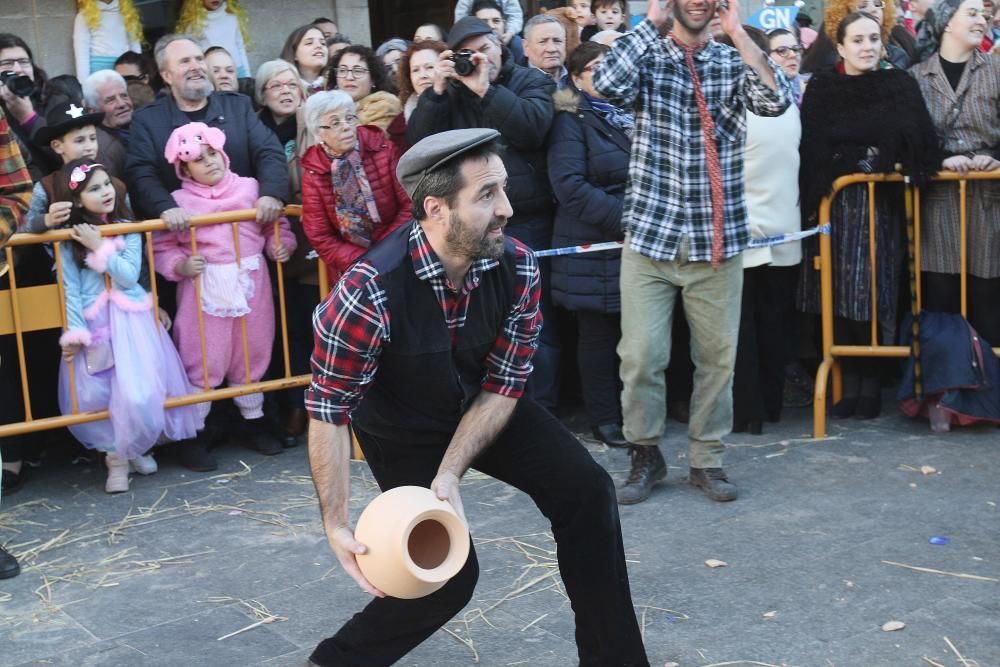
[449, 49, 477, 77]
[0, 70, 33, 98]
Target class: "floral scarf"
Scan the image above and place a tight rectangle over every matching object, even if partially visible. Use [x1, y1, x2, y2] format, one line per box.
[330, 144, 381, 248]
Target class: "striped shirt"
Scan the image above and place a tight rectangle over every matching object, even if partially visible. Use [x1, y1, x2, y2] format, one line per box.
[593, 19, 792, 263]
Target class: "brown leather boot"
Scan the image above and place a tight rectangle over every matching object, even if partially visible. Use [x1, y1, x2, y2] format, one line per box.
[616, 445, 667, 505]
[689, 467, 738, 502]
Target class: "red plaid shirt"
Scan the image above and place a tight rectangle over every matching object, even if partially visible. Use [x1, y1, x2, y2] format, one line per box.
[0, 109, 33, 249]
[306, 222, 541, 426]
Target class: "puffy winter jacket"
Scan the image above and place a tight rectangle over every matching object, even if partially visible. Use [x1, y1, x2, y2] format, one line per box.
[300, 125, 412, 279]
[125, 91, 288, 220]
[547, 87, 630, 314]
[406, 48, 556, 248]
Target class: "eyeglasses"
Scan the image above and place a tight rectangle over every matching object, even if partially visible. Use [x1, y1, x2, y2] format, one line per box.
[769, 45, 804, 57]
[0, 57, 31, 70]
[317, 114, 359, 131]
[336, 67, 370, 79]
[265, 80, 299, 93]
[856, 0, 884, 8]
[121, 74, 146, 83]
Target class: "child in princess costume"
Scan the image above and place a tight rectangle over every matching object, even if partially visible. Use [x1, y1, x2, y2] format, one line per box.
[153, 122, 295, 454]
[73, 0, 144, 81]
[56, 159, 203, 494]
[175, 0, 252, 78]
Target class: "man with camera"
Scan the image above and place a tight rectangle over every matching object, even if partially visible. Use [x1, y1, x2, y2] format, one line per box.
[406, 16, 562, 414]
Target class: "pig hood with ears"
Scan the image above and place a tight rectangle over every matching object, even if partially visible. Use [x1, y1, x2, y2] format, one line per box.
[163, 122, 231, 180]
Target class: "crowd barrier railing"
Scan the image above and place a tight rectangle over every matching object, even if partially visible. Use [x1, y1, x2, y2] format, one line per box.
[0, 206, 365, 459]
[811, 171, 1000, 438]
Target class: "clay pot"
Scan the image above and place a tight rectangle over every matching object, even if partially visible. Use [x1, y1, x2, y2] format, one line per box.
[354, 485, 470, 599]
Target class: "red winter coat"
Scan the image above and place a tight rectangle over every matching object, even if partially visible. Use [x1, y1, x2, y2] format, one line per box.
[300, 125, 412, 279]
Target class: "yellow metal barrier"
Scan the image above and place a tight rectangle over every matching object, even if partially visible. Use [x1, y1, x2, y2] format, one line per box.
[0, 206, 338, 439]
[812, 171, 1000, 438]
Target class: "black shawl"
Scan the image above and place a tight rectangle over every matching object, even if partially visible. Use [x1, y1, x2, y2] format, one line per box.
[799, 67, 942, 215]
[258, 106, 298, 149]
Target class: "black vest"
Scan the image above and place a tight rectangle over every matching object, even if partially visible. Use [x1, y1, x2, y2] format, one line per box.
[351, 224, 518, 444]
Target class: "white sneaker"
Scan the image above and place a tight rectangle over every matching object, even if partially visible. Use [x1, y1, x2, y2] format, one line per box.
[129, 454, 158, 475]
[105, 454, 130, 494]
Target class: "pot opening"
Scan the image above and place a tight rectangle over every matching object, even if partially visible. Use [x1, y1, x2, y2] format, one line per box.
[407, 519, 451, 570]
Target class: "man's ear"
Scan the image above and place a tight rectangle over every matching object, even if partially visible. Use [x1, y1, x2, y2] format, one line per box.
[423, 195, 446, 222]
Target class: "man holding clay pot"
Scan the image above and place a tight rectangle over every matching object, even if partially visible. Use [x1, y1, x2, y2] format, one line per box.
[305, 128, 648, 666]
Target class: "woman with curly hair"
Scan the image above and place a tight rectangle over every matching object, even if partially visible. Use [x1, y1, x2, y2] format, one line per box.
[175, 0, 251, 78]
[325, 45, 401, 133]
[395, 39, 446, 121]
[73, 0, 144, 80]
[802, 0, 917, 71]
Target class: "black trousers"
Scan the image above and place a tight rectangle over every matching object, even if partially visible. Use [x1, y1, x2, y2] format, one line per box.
[268, 275, 322, 411]
[1, 249, 62, 462]
[310, 398, 648, 667]
[922, 271, 1000, 349]
[733, 265, 797, 425]
[576, 310, 623, 427]
[506, 222, 561, 413]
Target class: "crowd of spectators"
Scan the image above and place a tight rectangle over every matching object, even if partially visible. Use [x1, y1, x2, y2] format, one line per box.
[1, 0, 998, 583]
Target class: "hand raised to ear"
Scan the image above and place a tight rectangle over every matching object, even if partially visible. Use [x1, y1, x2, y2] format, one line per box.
[646, 0, 672, 29]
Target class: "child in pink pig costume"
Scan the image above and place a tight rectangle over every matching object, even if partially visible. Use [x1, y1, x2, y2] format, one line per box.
[153, 122, 295, 449]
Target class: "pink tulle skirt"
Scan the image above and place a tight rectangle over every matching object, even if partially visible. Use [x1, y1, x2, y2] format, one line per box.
[58, 299, 204, 459]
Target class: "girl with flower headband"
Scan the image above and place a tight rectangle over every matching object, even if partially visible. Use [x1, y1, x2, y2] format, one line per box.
[175, 0, 252, 78]
[73, 0, 144, 81]
[152, 122, 295, 455]
[55, 159, 203, 493]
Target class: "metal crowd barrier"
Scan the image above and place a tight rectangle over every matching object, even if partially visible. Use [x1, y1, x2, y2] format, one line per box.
[811, 171, 1000, 438]
[0, 206, 373, 457]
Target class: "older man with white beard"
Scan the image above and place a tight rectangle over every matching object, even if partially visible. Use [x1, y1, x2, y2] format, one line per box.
[125, 35, 287, 230]
[124, 34, 288, 473]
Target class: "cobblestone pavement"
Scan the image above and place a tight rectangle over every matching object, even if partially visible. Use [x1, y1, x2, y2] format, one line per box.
[1, 400, 998, 667]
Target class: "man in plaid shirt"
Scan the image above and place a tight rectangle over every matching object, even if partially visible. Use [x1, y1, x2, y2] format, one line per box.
[1, 106, 33, 581]
[594, 0, 791, 504]
[303, 129, 647, 667]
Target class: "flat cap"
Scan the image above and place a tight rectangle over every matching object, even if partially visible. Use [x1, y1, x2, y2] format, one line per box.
[447, 16, 494, 50]
[396, 128, 500, 199]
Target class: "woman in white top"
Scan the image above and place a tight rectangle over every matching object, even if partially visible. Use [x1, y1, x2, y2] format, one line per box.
[72, 0, 144, 80]
[174, 0, 251, 78]
[731, 26, 803, 434]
